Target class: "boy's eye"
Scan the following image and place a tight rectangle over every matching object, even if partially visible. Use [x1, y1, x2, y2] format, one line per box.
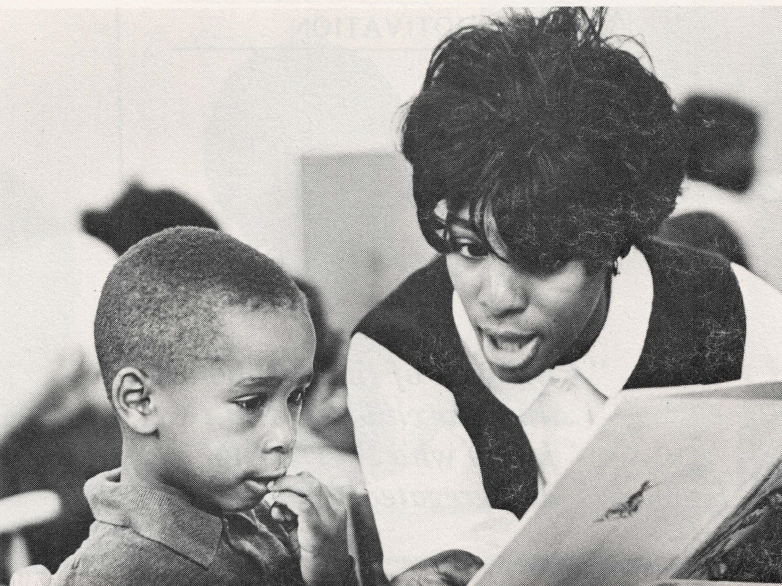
[234, 395, 266, 412]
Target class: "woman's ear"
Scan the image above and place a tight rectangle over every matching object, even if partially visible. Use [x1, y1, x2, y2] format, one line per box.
[111, 367, 158, 434]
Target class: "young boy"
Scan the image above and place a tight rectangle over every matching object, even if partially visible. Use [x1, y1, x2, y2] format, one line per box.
[50, 226, 355, 586]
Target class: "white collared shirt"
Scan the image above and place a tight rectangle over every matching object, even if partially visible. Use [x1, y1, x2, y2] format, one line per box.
[347, 247, 782, 578]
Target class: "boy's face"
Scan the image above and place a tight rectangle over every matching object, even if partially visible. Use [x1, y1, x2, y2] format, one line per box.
[443, 205, 610, 384]
[153, 304, 315, 513]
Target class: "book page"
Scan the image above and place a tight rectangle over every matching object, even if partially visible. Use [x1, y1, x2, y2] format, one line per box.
[470, 381, 782, 586]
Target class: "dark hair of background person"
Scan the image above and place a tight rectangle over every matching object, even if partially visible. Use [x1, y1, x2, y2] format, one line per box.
[679, 94, 759, 193]
[294, 278, 342, 378]
[293, 278, 356, 454]
[401, 7, 686, 274]
[657, 211, 749, 269]
[82, 181, 221, 256]
[94, 226, 304, 393]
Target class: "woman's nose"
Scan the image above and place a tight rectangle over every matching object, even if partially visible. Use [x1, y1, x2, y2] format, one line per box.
[478, 256, 530, 317]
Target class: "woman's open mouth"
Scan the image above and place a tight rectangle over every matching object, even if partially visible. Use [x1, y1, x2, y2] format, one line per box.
[480, 330, 540, 372]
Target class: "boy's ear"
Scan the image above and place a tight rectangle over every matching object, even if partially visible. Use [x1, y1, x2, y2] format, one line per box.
[111, 367, 158, 434]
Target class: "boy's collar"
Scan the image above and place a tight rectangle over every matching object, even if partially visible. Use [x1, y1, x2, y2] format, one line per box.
[85, 468, 223, 568]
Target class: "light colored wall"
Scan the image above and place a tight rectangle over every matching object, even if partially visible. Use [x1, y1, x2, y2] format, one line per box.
[3, 7, 782, 265]
[2, 6, 782, 436]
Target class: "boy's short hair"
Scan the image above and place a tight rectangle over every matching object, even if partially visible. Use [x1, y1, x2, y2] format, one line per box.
[94, 226, 303, 390]
[402, 7, 686, 272]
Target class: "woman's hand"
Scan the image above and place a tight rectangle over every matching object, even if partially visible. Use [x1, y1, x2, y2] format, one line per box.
[391, 550, 483, 586]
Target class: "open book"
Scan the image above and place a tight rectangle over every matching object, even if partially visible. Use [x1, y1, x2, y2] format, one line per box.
[469, 380, 782, 586]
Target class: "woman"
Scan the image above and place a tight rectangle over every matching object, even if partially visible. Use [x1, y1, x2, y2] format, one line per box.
[347, 8, 782, 584]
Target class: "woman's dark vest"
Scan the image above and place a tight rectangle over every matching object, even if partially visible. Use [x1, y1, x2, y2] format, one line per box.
[354, 239, 746, 520]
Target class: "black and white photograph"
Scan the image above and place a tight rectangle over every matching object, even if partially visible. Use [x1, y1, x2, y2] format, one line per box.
[2, 3, 782, 586]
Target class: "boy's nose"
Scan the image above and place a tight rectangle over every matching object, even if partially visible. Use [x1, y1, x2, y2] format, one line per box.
[261, 404, 296, 454]
[478, 256, 530, 317]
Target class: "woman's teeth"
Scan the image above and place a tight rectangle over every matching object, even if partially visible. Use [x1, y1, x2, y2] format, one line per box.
[481, 331, 539, 367]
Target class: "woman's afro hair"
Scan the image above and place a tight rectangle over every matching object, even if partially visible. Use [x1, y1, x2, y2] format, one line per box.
[402, 7, 687, 271]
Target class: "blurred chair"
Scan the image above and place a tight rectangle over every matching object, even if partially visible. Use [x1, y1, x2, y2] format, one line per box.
[0, 491, 60, 580]
[8, 565, 52, 586]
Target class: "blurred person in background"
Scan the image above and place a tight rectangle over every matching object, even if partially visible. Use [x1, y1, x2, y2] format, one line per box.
[80, 181, 220, 257]
[658, 211, 749, 269]
[289, 279, 362, 491]
[658, 95, 759, 271]
[289, 279, 374, 586]
[0, 181, 221, 581]
[679, 94, 758, 194]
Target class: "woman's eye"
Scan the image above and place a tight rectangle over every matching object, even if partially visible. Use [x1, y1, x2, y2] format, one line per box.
[455, 240, 489, 259]
[235, 395, 264, 412]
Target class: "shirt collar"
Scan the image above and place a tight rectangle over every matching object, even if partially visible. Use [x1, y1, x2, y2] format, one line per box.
[453, 246, 653, 406]
[85, 468, 224, 568]
[572, 246, 653, 397]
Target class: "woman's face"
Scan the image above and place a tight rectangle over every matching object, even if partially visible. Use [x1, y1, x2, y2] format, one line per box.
[444, 207, 611, 384]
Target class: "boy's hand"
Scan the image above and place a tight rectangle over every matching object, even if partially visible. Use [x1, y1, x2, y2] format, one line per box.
[391, 550, 483, 586]
[266, 472, 351, 586]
